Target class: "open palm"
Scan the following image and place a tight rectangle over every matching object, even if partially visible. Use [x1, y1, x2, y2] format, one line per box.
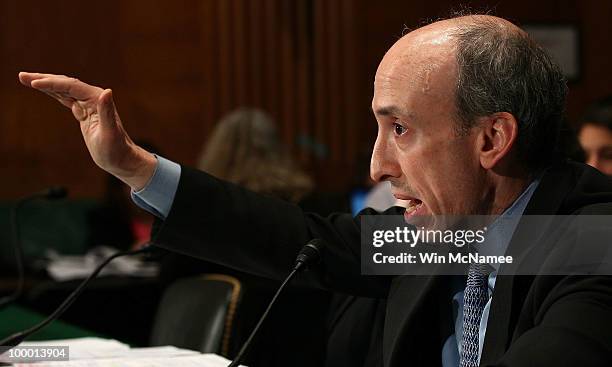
[19, 72, 155, 189]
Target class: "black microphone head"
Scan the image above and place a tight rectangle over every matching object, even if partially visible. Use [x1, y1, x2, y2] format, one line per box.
[294, 239, 326, 270]
[42, 186, 68, 199]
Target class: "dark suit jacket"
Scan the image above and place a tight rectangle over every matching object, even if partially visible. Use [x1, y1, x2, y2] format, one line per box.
[152, 161, 612, 366]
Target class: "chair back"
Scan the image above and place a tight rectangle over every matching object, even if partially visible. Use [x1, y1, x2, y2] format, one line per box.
[150, 274, 241, 356]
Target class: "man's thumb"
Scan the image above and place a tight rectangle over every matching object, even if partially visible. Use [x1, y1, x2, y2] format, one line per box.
[97, 89, 117, 126]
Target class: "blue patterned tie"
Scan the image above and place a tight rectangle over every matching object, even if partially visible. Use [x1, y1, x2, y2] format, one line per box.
[459, 264, 492, 367]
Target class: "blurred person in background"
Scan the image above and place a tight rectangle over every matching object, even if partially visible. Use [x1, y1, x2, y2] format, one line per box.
[578, 96, 612, 176]
[197, 108, 313, 202]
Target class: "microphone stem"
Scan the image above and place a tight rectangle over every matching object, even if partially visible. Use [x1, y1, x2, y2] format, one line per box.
[227, 268, 299, 367]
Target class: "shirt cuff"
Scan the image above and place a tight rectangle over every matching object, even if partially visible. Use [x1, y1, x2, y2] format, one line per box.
[131, 155, 181, 219]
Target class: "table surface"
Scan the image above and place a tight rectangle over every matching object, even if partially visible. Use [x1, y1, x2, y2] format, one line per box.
[0, 304, 102, 341]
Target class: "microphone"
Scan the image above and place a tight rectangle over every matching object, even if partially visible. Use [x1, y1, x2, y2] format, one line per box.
[0, 187, 68, 310]
[227, 239, 325, 367]
[293, 239, 323, 271]
[0, 246, 152, 350]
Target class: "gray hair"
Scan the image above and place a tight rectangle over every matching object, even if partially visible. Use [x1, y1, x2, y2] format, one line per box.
[451, 17, 568, 170]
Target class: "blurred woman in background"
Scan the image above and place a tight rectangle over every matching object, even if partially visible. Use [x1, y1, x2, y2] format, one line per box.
[197, 108, 313, 202]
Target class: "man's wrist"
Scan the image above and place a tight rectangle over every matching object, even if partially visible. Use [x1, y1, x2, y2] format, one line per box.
[111, 146, 158, 191]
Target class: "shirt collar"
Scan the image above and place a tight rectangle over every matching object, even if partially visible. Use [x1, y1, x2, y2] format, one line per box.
[475, 173, 542, 270]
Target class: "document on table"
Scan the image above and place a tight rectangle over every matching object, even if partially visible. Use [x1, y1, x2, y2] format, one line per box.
[1, 337, 244, 366]
[18, 337, 131, 360]
[13, 354, 236, 366]
[45, 247, 159, 281]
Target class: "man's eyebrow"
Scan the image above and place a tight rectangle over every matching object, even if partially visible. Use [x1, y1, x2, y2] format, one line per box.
[372, 105, 415, 119]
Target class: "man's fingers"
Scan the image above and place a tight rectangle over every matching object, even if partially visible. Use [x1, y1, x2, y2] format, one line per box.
[19, 72, 104, 102]
[97, 89, 118, 127]
[20, 72, 118, 125]
[19, 72, 49, 86]
[19, 72, 69, 87]
[30, 77, 103, 102]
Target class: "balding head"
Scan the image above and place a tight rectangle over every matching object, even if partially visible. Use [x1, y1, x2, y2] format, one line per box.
[377, 16, 522, 92]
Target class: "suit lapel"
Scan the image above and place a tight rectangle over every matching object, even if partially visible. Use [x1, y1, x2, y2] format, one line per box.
[383, 273, 449, 367]
[480, 164, 574, 364]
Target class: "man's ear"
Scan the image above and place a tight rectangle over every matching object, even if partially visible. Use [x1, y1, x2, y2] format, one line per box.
[478, 112, 519, 170]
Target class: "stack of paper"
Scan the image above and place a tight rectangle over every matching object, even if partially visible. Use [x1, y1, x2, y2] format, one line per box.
[0, 337, 244, 366]
[46, 247, 159, 281]
[13, 354, 236, 367]
[19, 337, 131, 360]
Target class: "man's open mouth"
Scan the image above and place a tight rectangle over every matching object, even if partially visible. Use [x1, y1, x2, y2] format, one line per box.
[404, 199, 423, 215]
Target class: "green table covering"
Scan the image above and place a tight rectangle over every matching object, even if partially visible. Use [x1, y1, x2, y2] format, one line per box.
[0, 305, 102, 341]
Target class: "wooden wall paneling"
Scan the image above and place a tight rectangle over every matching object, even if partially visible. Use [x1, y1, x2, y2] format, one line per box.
[308, 0, 364, 188]
[200, 0, 221, 142]
[115, 0, 207, 168]
[248, 0, 265, 109]
[217, 0, 234, 116]
[327, 0, 343, 165]
[294, 0, 314, 164]
[278, 0, 296, 152]
[312, 0, 330, 178]
[339, 0, 362, 166]
[263, 0, 279, 121]
[233, 0, 248, 106]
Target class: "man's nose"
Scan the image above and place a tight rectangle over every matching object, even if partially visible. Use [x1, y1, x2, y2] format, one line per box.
[370, 135, 401, 182]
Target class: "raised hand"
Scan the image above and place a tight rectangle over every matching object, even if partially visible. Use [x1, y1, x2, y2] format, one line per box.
[18, 72, 157, 190]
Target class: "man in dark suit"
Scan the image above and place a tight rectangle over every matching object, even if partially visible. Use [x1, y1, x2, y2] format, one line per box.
[19, 14, 612, 367]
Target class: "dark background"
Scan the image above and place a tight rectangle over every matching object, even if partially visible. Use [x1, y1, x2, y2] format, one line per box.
[2, 0, 611, 199]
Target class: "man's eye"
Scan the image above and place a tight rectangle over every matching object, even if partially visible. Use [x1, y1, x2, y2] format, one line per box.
[393, 122, 407, 136]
